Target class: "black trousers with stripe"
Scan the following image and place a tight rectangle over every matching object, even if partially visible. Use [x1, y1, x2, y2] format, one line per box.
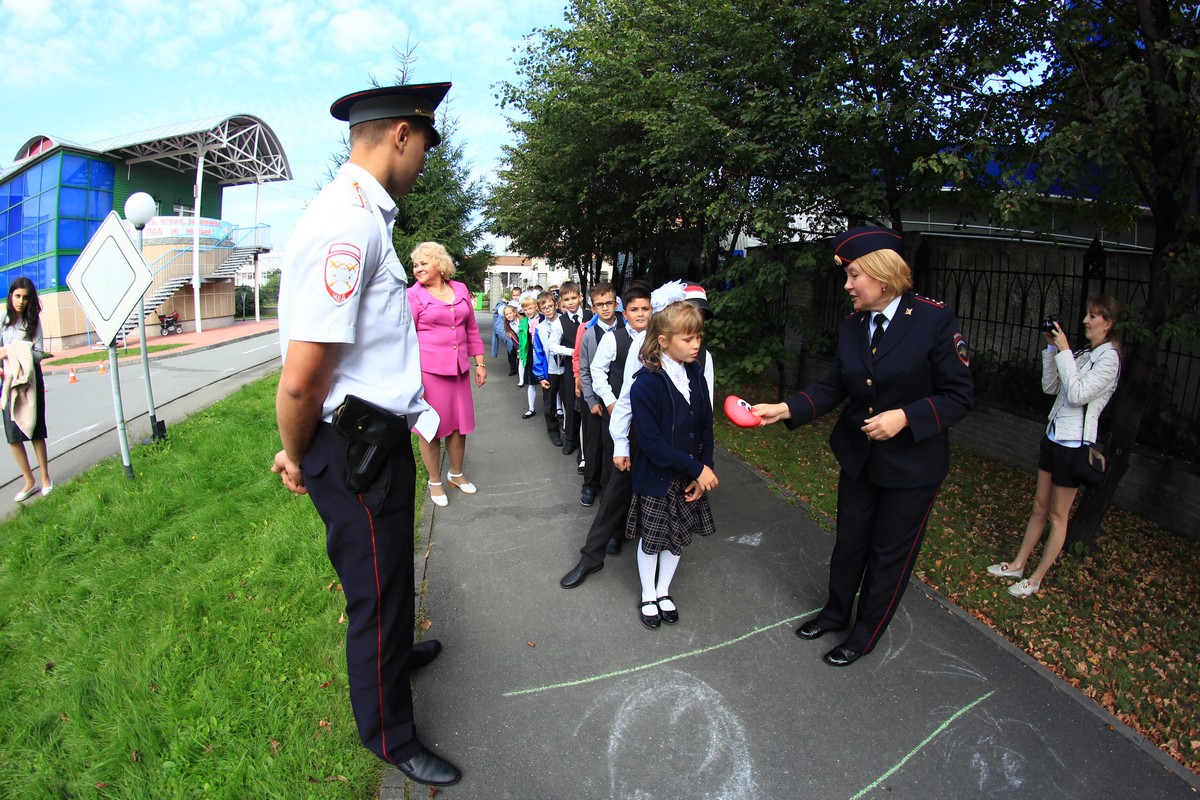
[814, 470, 941, 654]
[303, 423, 419, 763]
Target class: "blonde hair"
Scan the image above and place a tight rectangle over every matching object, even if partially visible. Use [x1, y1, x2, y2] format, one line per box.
[852, 248, 912, 298]
[410, 241, 456, 279]
[640, 301, 705, 370]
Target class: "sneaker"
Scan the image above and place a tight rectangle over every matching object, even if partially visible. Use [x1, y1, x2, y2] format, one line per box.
[580, 486, 596, 507]
[1007, 579, 1041, 597]
[986, 563, 1023, 579]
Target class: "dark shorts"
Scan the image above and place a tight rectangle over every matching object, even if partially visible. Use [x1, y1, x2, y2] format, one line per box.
[1038, 435, 1082, 489]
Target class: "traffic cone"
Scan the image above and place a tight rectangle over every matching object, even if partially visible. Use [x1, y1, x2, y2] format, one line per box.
[98, 360, 107, 374]
[68, 368, 78, 384]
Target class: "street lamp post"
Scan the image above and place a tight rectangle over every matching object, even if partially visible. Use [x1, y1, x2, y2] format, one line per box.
[123, 192, 166, 442]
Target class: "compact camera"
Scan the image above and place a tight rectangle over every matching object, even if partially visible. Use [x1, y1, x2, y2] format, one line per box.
[1041, 313, 1065, 334]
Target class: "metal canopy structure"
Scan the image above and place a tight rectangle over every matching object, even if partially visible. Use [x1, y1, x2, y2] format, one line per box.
[87, 114, 292, 185]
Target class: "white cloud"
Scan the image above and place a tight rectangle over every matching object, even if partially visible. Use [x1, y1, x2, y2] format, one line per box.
[1, 0, 61, 33]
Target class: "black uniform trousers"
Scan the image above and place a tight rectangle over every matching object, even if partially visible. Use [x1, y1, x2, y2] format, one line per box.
[577, 439, 636, 570]
[558, 370, 581, 452]
[581, 406, 613, 492]
[815, 470, 941, 654]
[302, 423, 420, 764]
[542, 373, 563, 440]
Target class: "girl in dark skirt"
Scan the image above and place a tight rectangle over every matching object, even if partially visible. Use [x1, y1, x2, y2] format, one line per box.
[625, 301, 718, 629]
[1, 277, 54, 501]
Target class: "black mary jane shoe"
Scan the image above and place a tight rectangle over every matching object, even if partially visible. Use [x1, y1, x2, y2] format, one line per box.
[656, 595, 679, 625]
[522, 410, 536, 419]
[639, 600, 661, 629]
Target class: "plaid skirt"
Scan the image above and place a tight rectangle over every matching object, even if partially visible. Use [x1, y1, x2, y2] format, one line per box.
[625, 478, 716, 556]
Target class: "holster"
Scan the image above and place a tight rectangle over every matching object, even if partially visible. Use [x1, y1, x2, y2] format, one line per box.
[331, 394, 410, 493]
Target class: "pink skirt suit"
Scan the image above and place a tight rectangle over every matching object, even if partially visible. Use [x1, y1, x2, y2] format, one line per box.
[407, 280, 485, 438]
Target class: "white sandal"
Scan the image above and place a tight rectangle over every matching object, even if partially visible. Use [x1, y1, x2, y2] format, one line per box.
[447, 472, 477, 494]
[428, 481, 448, 508]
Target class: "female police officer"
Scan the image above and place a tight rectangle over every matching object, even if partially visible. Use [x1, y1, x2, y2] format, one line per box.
[752, 227, 974, 667]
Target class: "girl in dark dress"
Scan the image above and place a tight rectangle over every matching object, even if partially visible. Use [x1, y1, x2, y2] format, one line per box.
[1, 278, 54, 501]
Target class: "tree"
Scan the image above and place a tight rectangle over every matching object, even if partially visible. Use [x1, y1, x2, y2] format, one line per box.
[982, 0, 1200, 546]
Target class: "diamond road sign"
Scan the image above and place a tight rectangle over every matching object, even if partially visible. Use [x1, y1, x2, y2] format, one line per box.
[66, 211, 154, 346]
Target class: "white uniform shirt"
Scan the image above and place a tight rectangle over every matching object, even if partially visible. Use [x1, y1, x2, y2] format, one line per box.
[278, 162, 431, 424]
[537, 314, 567, 376]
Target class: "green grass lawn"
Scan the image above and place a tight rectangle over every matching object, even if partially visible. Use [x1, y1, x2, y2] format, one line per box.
[0, 375, 386, 799]
[716, 380, 1200, 775]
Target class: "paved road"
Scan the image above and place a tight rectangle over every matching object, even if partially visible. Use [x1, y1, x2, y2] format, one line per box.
[383, 313, 1200, 799]
[1, 332, 281, 512]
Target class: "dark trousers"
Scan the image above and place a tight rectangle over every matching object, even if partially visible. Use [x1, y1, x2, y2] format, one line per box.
[814, 470, 941, 654]
[558, 371, 580, 451]
[578, 444, 635, 570]
[302, 423, 420, 764]
[581, 406, 613, 492]
[506, 343, 519, 374]
[542, 374, 562, 439]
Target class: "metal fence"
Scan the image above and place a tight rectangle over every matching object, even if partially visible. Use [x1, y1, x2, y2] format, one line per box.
[809, 237, 1198, 461]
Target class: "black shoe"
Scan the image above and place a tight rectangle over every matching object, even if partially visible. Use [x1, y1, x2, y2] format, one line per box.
[560, 562, 602, 589]
[550, 435, 564, 447]
[562, 442, 578, 456]
[605, 537, 622, 555]
[577, 459, 585, 475]
[508, 369, 517, 376]
[580, 486, 596, 507]
[395, 744, 462, 786]
[639, 600, 661, 629]
[822, 644, 864, 667]
[410, 639, 442, 670]
[795, 618, 845, 641]
[522, 410, 535, 419]
[657, 595, 678, 625]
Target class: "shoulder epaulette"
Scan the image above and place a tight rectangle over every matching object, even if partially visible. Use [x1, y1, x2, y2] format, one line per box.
[914, 294, 947, 308]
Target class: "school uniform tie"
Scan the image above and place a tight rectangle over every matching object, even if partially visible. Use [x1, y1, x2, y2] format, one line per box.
[871, 312, 887, 357]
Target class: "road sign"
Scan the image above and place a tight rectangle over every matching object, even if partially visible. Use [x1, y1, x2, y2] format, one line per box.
[66, 211, 154, 346]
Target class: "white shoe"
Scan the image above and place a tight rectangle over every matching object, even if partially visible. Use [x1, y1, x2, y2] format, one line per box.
[14, 485, 38, 502]
[40, 483, 54, 497]
[428, 481, 448, 507]
[987, 562, 1022, 579]
[447, 472, 477, 494]
[1007, 579, 1041, 597]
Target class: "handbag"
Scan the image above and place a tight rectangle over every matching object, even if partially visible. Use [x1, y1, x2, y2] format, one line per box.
[1074, 444, 1106, 487]
[1073, 398, 1106, 486]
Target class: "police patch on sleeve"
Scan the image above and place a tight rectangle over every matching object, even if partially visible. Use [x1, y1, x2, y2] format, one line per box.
[324, 243, 362, 305]
[954, 332, 970, 366]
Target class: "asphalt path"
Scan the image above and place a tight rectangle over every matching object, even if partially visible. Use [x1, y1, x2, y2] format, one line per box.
[1, 332, 281, 513]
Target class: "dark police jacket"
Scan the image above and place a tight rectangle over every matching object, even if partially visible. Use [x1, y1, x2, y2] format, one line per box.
[629, 361, 714, 497]
[784, 291, 974, 488]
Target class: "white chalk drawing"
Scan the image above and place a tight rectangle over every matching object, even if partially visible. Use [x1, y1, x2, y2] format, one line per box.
[724, 532, 763, 546]
[576, 668, 760, 800]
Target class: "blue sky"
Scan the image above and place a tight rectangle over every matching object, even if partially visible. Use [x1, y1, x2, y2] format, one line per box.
[0, 0, 569, 251]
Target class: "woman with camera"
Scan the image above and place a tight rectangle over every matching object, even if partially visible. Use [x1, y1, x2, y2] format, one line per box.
[987, 296, 1122, 597]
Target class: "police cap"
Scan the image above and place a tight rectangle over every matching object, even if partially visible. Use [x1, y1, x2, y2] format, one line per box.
[831, 226, 903, 265]
[330, 82, 452, 148]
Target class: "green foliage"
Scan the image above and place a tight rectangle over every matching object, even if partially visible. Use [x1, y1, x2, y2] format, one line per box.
[393, 115, 493, 292]
[0, 376, 380, 798]
[706, 252, 801, 386]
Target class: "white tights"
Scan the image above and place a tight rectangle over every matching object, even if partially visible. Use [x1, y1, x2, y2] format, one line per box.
[637, 540, 681, 611]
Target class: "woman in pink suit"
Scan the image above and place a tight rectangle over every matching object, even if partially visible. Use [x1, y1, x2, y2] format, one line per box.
[408, 242, 487, 507]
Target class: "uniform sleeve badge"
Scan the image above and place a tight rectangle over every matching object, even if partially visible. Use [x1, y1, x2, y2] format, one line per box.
[324, 243, 362, 305]
[954, 332, 970, 366]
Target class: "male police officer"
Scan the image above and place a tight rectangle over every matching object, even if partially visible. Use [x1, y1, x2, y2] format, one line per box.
[272, 83, 461, 787]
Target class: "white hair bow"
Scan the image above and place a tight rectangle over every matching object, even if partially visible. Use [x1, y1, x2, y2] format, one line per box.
[650, 280, 687, 313]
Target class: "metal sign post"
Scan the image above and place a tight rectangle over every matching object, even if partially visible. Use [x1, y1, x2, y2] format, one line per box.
[65, 211, 155, 479]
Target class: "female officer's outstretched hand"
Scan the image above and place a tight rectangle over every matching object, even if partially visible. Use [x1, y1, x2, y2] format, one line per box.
[751, 402, 792, 426]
